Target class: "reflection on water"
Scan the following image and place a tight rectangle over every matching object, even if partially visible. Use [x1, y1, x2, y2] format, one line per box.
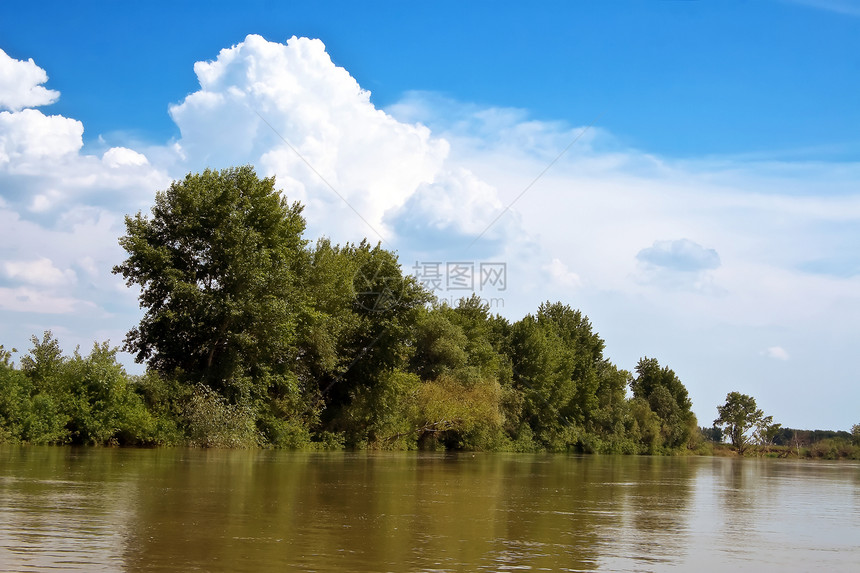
[0, 448, 857, 572]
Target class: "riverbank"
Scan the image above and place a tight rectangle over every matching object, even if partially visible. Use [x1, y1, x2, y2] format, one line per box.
[695, 441, 860, 460]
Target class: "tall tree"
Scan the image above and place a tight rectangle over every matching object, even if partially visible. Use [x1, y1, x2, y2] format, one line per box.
[714, 391, 764, 455]
[113, 166, 309, 403]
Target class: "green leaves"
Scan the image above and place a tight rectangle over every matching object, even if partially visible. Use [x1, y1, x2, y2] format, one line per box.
[630, 357, 697, 450]
[114, 166, 309, 400]
[714, 391, 768, 454]
[1, 332, 160, 446]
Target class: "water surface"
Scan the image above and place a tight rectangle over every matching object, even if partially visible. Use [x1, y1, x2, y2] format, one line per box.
[0, 448, 857, 572]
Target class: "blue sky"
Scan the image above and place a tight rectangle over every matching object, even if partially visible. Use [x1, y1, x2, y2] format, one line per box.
[5, 1, 859, 158]
[1, 0, 858, 430]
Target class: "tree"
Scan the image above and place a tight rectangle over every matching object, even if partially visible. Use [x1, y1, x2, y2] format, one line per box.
[630, 357, 697, 449]
[714, 392, 764, 455]
[113, 166, 310, 404]
[700, 425, 723, 443]
[753, 415, 781, 449]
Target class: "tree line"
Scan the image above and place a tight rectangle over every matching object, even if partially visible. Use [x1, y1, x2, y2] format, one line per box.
[0, 166, 705, 451]
[3, 166, 850, 454]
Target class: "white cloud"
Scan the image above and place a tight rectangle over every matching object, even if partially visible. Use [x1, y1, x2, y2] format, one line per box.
[4, 257, 76, 286]
[763, 346, 790, 361]
[167, 34, 452, 243]
[0, 109, 83, 166]
[0, 50, 171, 368]
[29, 189, 62, 213]
[102, 147, 149, 168]
[544, 258, 582, 289]
[386, 167, 516, 256]
[0, 48, 60, 111]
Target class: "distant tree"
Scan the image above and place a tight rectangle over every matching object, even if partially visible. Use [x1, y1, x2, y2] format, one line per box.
[753, 415, 782, 448]
[631, 357, 697, 449]
[852, 424, 860, 446]
[700, 425, 723, 442]
[714, 392, 764, 455]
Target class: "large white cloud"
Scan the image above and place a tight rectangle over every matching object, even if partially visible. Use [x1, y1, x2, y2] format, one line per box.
[168, 35, 459, 244]
[0, 48, 60, 111]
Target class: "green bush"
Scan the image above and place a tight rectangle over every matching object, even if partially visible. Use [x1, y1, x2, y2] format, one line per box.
[184, 384, 261, 448]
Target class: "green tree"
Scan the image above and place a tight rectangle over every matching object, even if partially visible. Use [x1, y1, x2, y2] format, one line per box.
[630, 357, 697, 450]
[0, 345, 16, 368]
[20, 332, 65, 392]
[305, 239, 431, 445]
[504, 302, 607, 451]
[410, 306, 469, 381]
[113, 166, 310, 406]
[714, 392, 764, 455]
[753, 415, 781, 449]
[507, 312, 577, 450]
[700, 425, 723, 442]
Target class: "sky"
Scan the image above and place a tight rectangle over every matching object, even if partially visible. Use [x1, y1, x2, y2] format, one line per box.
[1, 0, 858, 431]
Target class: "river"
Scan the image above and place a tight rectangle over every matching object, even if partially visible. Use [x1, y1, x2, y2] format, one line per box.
[0, 448, 857, 572]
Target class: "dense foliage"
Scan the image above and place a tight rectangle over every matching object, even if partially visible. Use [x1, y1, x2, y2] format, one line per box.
[1, 166, 712, 451]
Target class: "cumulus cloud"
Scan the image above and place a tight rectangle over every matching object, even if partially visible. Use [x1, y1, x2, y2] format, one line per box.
[167, 34, 456, 243]
[387, 167, 512, 255]
[29, 189, 62, 213]
[636, 239, 721, 272]
[0, 52, 167, 213]
[162, 34, 535, 256]
[0, 48, 60, 111]
[0, 109, 83, 167]
[102, 147, 149, 168]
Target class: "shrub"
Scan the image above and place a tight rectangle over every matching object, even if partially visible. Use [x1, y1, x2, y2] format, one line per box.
[184, 385, 260, 448]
